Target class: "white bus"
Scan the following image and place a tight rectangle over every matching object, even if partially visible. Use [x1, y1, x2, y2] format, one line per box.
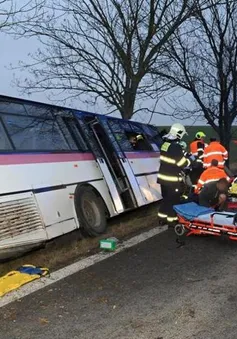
[0, 95, 162, 260]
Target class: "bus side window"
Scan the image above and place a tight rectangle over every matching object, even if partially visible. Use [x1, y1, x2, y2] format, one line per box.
[57, 117, 79, 151]
[0, 101, 27, 115]
[129, 122, 153, 151]
[107, 119, 134, 152]
[0, 120, 13, 150]
[63, 117, 89, 151]
[145, 125, 163, 149]
[24, 103, 54, 118]
[2, 115, 70, 151]
[125, 131, 152, 151]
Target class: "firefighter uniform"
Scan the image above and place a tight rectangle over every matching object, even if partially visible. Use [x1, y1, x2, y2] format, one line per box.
[203, 141, 228, 169]
[157, 140, 189, 224]
[195, 166, 230, 194]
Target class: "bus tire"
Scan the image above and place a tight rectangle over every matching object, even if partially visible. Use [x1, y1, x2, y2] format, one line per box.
[75, 185, 107, 237]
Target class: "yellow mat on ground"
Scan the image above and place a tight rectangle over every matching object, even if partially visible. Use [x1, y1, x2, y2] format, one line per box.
[0, 265, 49, 297]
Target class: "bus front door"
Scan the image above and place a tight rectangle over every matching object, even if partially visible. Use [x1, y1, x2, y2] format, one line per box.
[76, 115, 138, 211]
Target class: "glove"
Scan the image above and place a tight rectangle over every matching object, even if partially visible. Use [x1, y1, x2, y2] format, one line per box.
[189, 155, 196, 162]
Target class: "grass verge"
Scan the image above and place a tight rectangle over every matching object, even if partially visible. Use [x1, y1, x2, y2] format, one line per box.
[0, 202, 160, 277]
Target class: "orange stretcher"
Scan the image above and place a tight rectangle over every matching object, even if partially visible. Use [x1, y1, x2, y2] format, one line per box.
[173, 202, 237, 241]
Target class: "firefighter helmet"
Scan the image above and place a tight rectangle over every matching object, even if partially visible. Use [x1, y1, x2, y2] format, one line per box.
[136, 134, 143, 141]
[195, 131, 206, 139]
[168, 123, 187, 140]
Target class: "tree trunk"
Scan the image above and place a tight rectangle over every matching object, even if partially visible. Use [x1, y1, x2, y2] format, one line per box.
[121, 79, 139, 120]
[219, 130, 230, 151]
[219, 124, 231, 165]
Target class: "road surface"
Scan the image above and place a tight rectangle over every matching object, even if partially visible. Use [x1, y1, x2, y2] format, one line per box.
[1, 228, 237, 339]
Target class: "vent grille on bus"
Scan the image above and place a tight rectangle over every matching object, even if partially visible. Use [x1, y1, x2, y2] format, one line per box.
[0, 196, 44, 241]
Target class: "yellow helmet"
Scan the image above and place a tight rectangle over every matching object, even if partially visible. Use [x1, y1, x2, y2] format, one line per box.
[195, 131, 206, 139]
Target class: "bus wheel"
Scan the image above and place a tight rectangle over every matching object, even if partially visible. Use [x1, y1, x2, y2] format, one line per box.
[75, 185, 107, 237]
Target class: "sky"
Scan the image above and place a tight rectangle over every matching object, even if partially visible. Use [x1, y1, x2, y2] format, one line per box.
[0, 29, 200, 127]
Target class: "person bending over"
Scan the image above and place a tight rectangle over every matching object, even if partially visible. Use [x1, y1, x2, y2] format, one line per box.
[198, 178, 230, 211]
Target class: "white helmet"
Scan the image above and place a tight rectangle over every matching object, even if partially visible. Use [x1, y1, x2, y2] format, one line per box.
[169, 123, 187, 140]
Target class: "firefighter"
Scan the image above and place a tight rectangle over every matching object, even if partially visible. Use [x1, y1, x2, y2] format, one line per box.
[157, 123, 190, 226]
[179, 140, 197, 196]
[129, 135, 141, 149]
[195, 159, 231, 194]
[189, 131, 206, 187]
[203, 138, 228, 169]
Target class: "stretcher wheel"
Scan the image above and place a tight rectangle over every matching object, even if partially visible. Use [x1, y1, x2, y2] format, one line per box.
[174, 224, 186, 236]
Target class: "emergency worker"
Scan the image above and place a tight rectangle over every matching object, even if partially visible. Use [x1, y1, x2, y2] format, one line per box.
[135, 134, 148, 150]
[195, 159, 230, 194]
[129, 134, 147, 150]
[198, 178, 229, 211]
[203, 138, 228, 169]
[189, 131, 206, 187]
[189, 131, 206, 161]
[157, 123, 190, 225]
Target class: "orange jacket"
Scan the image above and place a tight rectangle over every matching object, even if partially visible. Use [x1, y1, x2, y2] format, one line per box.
[195, 166, 230, 193]
[203, 141, 228, 169]
[190, 140, 205, 158]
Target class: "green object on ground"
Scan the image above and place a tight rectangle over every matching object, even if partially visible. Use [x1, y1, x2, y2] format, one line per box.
[99, 239, 117, 251]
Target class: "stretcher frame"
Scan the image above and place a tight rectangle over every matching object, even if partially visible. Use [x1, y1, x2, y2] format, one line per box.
[176, 212, 237, 241]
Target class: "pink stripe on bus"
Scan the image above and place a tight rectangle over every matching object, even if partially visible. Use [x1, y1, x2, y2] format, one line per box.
[125, 152, 160, 159]
[0, 151, 159, 165]
[0, 152, 95, 165]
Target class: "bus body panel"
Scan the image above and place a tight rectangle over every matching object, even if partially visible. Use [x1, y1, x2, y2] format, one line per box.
[45, 218, 78, 240]
[135, 176, 154, 203]
[0, 192, 47, 260]
[0, 95, 163, 260]
[89, 180, 118, 217]
[0, 154, 102, 194]
[125, 152, 160, 175]
[35, 187, 78, 227]
[146, 174, 162, 201]
[89, 159, 124, 214]
[125, 152, 161, 203]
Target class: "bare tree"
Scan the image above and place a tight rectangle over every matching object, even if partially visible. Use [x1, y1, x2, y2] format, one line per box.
[154, 0, 237, 151]
[14, 0, 217, 120]
[0, 0, 43, 31]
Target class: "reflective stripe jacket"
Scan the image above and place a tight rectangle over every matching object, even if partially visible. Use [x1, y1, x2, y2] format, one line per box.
[190, 140, 205, 161]
[158, 140, 189, 184]
[195, 166, 230, 194]
[203, 141, 228, 169]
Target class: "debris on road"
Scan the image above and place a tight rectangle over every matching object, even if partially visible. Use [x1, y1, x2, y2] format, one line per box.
[99, 237, 119, 251]
[0, 265, 49, 298]
[39, 317, 49, 325]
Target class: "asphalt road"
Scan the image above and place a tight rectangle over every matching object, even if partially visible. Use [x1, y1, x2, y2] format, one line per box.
[1, 228, 237, 339]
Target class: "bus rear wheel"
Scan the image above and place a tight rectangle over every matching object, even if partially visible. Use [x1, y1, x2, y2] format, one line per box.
[75, 185, 107, 237]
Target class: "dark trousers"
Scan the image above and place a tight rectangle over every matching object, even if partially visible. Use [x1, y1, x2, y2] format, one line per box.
[158, 183, 183, 223]
[189, 167, 204, 186]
